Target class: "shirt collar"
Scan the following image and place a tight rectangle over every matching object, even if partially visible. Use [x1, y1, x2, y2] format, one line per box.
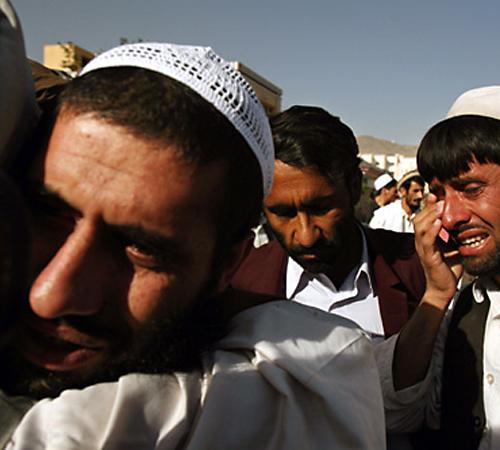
[286, 225, 373, 298]
[476, 276, 500, 318]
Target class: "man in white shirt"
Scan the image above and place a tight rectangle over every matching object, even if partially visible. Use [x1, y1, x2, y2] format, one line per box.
[377, 86, 500, 450]
[231, 106, 426, 340]
[0, 24, 386, 448]
[373, 173, 398, 208]
[369, 170, 425, 233]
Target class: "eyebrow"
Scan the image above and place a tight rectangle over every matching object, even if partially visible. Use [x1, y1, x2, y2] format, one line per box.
[22, 180, 78, 212]
[448, 175, 485, 187]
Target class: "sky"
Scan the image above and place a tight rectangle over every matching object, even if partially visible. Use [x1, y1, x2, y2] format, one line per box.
[14, 0, 500, 145]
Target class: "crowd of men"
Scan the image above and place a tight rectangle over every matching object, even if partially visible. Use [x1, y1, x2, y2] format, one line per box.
[2, 1, 500, 449]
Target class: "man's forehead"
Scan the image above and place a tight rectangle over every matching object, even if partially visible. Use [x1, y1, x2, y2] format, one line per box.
[428, 162, 494, 187]
[266, 161, 347, 206]
[410, 180, 424, 189]
[273, 160, 344, 184]
[29, 113, 228, 223]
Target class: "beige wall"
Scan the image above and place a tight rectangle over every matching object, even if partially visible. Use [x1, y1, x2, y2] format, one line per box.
[43, 43, 95, 74]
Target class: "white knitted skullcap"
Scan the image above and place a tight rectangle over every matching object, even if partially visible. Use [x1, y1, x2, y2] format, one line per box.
[80, 42, 274, 197]
[373, 173, 394, 192]
[446, 86, 500, 121]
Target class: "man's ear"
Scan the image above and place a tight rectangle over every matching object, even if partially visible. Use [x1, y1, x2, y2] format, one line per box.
[216, 235, 254, 292]
[348, 168, 362, 205]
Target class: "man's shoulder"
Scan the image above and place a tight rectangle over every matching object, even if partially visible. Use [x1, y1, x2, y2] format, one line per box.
[364, 226, 418, 260]
[230, 240, 287, 295]
[220, 300, 368, 353]
[373, 200, 403, 217]
[369, 200, 404, 229]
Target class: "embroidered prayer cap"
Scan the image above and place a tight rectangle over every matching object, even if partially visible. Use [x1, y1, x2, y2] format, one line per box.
[447, 86, 500, 121]
[373, 173, 395, 192]
[397, 169, 422, 191]
[80, 42, 274, 197]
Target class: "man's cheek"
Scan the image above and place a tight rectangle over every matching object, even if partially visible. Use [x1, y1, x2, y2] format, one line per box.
[125, 275, 174, 327]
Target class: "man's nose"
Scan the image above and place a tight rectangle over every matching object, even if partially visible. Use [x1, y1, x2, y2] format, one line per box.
[441, 191, 471, 230]
[29, 221, 111, 319]
[294, 213, 319, 248]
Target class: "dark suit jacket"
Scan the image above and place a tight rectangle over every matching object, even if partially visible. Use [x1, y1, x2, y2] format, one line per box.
[230, 227, 425, 337]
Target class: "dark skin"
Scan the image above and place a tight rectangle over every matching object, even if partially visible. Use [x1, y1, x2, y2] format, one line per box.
[400, 181, 425, 217]
[264, 161, 363, 288]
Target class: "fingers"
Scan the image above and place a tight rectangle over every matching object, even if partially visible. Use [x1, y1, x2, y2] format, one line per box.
[414, 193, 462, 304]
[414, 194, 444, 264]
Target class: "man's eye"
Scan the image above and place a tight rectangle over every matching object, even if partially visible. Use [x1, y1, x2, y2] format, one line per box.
[269, 206, 296, 218]
[463, 184, 483, 196]
[125, 244, 174, 271]
[306, 205, 331, 216]
[126, 244, 160, 267]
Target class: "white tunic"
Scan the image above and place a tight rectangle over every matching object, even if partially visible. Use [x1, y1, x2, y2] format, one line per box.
[369, 199, 416, 233]
[7, 301, 386, 450]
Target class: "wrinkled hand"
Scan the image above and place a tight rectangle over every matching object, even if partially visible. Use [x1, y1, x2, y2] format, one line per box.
[414, 193, 463, 309]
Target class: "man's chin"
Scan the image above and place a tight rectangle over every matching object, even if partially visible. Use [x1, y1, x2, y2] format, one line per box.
[462, 254, 500, 278]
[0, 350, 125, 399]
[0, 294, 228, 399]
[293, 256, 332, 274]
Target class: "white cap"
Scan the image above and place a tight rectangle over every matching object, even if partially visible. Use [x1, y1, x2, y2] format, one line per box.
[446, 86, 500, 121]
[373, 173, 394, 192]
[80, 42, 274, 197]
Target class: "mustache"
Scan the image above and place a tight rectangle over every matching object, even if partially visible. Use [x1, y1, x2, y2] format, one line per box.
[288, 239, 335, 256]
[449, 224, 490, 237]
[58, 315, 128, 343]
[19, 306, 129, 346]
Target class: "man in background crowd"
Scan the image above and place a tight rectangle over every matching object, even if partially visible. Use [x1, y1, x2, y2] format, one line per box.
[373, 172, 398, 208]
[370, 170, 425, 232]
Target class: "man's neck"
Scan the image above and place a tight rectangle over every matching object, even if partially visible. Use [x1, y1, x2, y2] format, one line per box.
[401, 199, 415, 218]
[375, 196, 384, 207]
[324, 226, 363, 288]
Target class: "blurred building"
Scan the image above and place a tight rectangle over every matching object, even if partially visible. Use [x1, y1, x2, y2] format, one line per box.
[230, 62, 282, 116]
[357, 135, 417, 181]
[43, 43, 95, 76]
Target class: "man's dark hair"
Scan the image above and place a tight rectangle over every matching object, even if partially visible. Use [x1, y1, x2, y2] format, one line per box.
[270, 106, 361, 183]
[400, 175, 424, 192]
[418, 115, 500, 183]
[29, 67, 263, 256]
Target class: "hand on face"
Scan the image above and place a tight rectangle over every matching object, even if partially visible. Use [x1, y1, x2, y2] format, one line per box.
[414, 193, 463, 308]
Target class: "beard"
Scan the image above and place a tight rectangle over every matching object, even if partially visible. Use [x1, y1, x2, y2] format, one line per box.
[273, 213, 354, 274]
[0, 276, 227, 400]
[461, 239, 500, 278]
